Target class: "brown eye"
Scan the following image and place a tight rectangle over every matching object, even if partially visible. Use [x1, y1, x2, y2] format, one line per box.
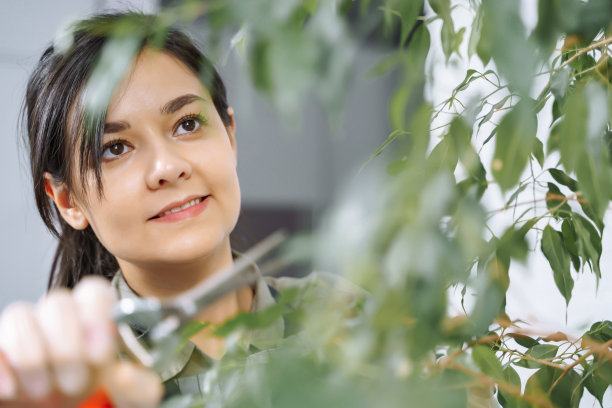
[102, 140, 131, 160]
[182, 119, 196, 132]
[176, 116, 203, 135]
[109, 143, 124, 155]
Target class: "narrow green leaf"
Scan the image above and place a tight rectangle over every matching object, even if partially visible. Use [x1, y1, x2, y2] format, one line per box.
[558, 90, 587, 173]
[549, 168, 578, 191]
[573, 214, 602, 279]
[532, 138, 545, 167]
[478, 95, 510, 130]
[561, 219, 581, 271]
[467, 6, 483, 58]
[492, 102, 537, 191]
[541, 226, 574, 306]
[504, 184, 527, 208]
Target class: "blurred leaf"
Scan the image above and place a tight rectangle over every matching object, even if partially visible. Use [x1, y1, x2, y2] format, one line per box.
[472, 345, 504, 381]
[541, 226, 573, 306]
[522, 344, 559, 369]
[558, 86, 588, 173]
[551, 67, 571, 102]
[492, 102, 538, 191]
[479, 0, 535, 94]
[497, 365, 521, 408]
[467, 6, 483, 59]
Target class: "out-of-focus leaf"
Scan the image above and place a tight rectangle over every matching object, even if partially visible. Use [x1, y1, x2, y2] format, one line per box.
[472, 345, 504, 381]
[558, 87, 587, 173]
[532, 0, 562, 56]
[426, 135, 459, 176]
[492, 102, 537, 191]
[551, 67, 571, 102]
[541, 225, 574, 306]
[497, 365, 521, 408]
[478, 0, 535, 95]
[214, 287, 299, 337]
[468, 6, 483, 59]
[523, 365, 586, 407]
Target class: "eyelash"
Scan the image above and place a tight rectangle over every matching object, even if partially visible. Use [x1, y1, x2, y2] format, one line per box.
[100, 113, 208, 161]
[174, 113, 207, 135]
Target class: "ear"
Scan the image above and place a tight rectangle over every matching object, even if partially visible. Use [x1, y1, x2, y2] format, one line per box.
[43, 173, 89, 230]
[226, 107, 237, 158]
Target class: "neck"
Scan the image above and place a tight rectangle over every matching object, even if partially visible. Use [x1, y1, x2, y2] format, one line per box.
[118, 239, 235, 298]
[117, 240, 254, 359]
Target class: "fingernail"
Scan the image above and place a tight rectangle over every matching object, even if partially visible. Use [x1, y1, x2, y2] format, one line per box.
[55, 362, 89, 396]
[18, 368, 51, 399]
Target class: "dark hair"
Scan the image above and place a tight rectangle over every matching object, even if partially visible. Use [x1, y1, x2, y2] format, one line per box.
[23, 12, 232, 289]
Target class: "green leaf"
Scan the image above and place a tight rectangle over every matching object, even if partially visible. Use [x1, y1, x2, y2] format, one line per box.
[573, 214, 602, 279]
[532, 138, 545, 167]
[549, 168, 578, 191]
[492, 102, 537, 191]
[479, 0, 535, 95]
[472, 345, 504, 381]
[214, 287, 299, 337]
[497, 365, 521, 408]
[468, 6, 483, 58]
[504, 184, 527, 209]
[541, 226, 574, 306]
[363, 129, 410, 168]
[561, 219, 581, 271]
[426, 135, 459, 176]
[584, 364, 609, 406]
[508, 333, 539, 349]
[558, 89, 587, 173]
[550, 67, 571, 102]
[177, 321, 209, 349]
[584, 320, 612, 343]
[546, 183, 571, 218]
[478, 95, 510, 130]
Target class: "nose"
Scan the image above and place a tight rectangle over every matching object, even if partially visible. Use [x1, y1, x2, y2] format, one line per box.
[145, 140, 192, 189]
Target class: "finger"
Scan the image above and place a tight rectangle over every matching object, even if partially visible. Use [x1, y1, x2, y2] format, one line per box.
[73, 276, 117, 366]
[0, 351, 17, 399]
[37, 289, 90, 397]
[0, 302, 51, 399]
[102, 362, 163, 408]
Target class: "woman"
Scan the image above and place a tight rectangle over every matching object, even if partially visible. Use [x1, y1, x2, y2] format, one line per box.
[0, 12, 287, 407]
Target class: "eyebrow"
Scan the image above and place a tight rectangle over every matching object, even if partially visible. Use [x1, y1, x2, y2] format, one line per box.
[103, 94, 206, 134]
[160, 93, 206, 115]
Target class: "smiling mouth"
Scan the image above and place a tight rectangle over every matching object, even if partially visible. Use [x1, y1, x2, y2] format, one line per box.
[150, 196, 208, 220]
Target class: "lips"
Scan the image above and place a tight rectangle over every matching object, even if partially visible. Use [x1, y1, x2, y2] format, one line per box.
[149, 195, 209, 220]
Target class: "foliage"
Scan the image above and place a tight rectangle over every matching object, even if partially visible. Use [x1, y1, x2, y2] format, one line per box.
[80, 0, 612, 406]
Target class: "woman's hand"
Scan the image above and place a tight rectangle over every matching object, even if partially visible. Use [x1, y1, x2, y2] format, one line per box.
[0, 277, 163, 408]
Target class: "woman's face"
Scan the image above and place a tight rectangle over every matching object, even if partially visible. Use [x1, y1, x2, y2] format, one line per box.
[70, 49, 240, 272]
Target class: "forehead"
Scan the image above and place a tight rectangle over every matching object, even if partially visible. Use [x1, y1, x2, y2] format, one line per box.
[105, 49, 207, 118]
